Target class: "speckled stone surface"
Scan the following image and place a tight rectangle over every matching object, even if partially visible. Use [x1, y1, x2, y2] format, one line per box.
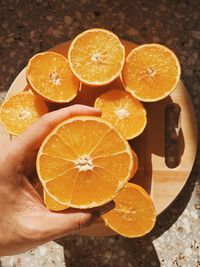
[0, 0, 200, 266]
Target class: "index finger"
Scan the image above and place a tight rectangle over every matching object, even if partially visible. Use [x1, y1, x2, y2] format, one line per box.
[16, 104, 101, 151]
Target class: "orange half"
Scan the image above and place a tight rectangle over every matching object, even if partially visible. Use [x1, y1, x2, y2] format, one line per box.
[102, 183, 156, 237]
[0, 91, 48, 135]
[27, 51, 80, 103]
[94, 89, 147, 139]
[68, 29, 125, 86]
[36, 116, 134, 209]
[122, 44, 181, 102]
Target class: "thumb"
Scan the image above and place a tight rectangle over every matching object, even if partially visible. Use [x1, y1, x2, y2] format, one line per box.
[38, 201, 115, 242]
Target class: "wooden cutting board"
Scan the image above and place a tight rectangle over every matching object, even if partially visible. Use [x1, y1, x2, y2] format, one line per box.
[0, 40, 197, 236]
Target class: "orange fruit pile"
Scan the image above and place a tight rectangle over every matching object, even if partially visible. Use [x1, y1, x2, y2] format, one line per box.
[0, 28, 182, 237]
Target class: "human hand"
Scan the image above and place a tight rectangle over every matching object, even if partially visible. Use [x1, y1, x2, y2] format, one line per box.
[0, 104, 114, 256]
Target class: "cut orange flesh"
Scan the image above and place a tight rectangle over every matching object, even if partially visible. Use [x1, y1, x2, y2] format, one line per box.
[0, 91, 48, 135]
[43, 190, 68, 211]
[36, 116, 134, 209]
[122, 44, 181, 102]
[68, 29, 125, 86]
[102, 183, 156, 237]
[94, 89, 147, 139]
[27, 51, 80, 103]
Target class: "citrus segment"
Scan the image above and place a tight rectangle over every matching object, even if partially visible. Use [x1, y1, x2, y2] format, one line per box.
[39, 154, 75, 181]
[27, 51, 80, 103]
[43, 190, 68, 211]
[42, 134, 77, 160]
[93, 152, 131, 182]
[70, 170, 94, 206]
[56, 120, 112, 156]
[45, 169, 79, 204]
[37, 116, 134, 208]
[88, 167, 119, 203]
[94, 89, 147, 139]
[102, 183, 156, 237]
[122, 44, 181, 102]
[70, 167, 118, 206]
[91, 128, 128, 157]
[0, 91, 48, 135]
[68, 29, 125, 85]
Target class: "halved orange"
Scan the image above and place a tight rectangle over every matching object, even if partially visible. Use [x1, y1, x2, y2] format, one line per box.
[122, 44, 181, 102]
[68, 29, 125, 86]
[0, 91, 48, 135]
[94, 89, 147, 139]
[26, 51, 80, 103]
[102, 183, 156, 237]
[43, 190, 68, 211]
[36, 116, 135, 209]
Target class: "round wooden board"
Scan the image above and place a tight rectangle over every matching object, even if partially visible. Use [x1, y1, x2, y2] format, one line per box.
[0, 40, 197, 236]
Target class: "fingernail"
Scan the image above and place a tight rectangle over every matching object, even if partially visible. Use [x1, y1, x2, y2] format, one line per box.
[99, 201, 115, 216]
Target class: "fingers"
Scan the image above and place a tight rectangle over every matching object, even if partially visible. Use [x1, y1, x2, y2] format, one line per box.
[16, 104, 101, 152]
[38, 201, 115, 241]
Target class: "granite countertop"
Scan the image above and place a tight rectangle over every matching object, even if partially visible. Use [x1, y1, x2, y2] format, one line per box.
[0, 0, 200, 266]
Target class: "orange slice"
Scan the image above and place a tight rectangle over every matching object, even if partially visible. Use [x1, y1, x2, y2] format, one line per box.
[94, 89, 147, 139]
[0, 91, 48, 135]
[43, 190, 68, 211]
[36, 116, 134, 209]
[102, 183, 156, 237]
[122, 44, 181, 102]
[68, 29, 125, 86]
[27, 51, 80, 103]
